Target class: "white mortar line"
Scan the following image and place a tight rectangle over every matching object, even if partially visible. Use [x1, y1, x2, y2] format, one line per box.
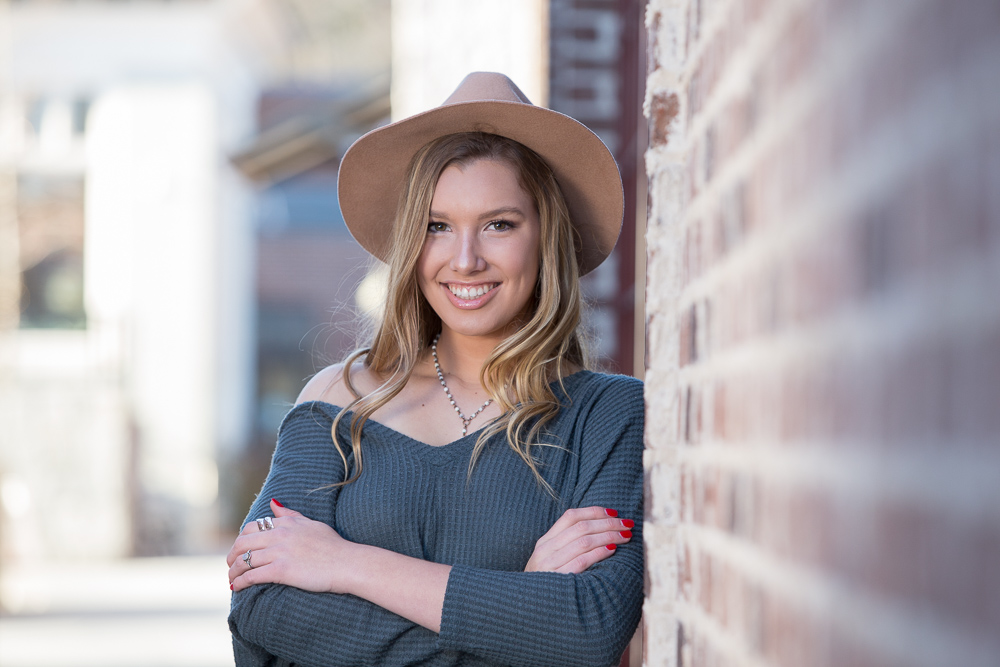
[678, 437, 1000, 519]
[676, 238, 1000, 382]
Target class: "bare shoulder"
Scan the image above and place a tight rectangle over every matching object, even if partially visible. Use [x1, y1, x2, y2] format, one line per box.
[295, 361, 374, 408]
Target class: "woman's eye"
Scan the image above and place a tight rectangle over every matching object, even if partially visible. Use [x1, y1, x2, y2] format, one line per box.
[427, 221, 448, 233]
[488, 219, 514, 231]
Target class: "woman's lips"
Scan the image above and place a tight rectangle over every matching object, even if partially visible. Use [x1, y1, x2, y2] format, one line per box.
[443, 282, 499, 309]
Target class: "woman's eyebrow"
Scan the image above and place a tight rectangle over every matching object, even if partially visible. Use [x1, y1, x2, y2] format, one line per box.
[428, 206, 526, 220]
[479, 206, 526, 220]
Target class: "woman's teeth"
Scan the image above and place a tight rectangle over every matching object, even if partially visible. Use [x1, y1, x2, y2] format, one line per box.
[448, 283, 496, 300]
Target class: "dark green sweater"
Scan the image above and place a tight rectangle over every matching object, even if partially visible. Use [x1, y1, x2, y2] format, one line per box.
[229, 371, 644, 667]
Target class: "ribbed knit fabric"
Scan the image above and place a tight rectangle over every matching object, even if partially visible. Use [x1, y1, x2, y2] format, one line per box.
[229, 371, 644, 667]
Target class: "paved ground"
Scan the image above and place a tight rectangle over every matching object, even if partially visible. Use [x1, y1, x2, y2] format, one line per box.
[0, 555, 234, 667]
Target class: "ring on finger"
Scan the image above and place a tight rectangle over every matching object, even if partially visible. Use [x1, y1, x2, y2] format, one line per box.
[256, 518, 266, 532]
[243, 549, 253, 569]
[264, 517, 274, 530]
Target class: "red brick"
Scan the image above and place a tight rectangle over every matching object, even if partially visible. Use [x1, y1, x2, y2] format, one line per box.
[650, 91, 681, 147]
[862, 503, 1000, 636]
[679, 463, 690, 522]
[827, 626, 904, 667]
[951, 328, 1000, 439]
[744, 579, 765, 652]
[790, 230, 858, 327]
[767, 2, 824, 94]
[699, 549, 712, 611]
[759, 590, 828, 667]
[978, 115, 1000, 248]
[745, 0, 773, 26]
[680, 540, 694, 601]
[785, 486, 838, 569]
[679, 304, 698, 366]
[713, 380, 727, 441]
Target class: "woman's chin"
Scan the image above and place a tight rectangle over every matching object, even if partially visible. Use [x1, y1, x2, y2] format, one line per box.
[437, 318, 517, 342]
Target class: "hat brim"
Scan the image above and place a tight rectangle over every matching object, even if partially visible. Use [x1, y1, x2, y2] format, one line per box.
[337, 99, 623, 275]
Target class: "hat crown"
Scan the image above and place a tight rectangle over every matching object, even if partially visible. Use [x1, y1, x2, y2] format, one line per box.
[442, 72, 533, 106]
[338, 71, 623, 275]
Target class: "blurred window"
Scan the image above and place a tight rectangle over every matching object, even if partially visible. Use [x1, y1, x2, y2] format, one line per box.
[256, 303, 314, 432]
[257, 168, 346, 234]
[72, 99, 90, 136]
[17, 173, 86, 329]
[25, 98, 45, 138]
[21, 96, 89, 141]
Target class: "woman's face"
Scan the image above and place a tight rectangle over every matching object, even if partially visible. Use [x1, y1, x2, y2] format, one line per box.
[417, 158, 541, 343]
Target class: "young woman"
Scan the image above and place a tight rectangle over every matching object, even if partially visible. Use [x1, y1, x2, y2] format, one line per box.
[227, 72, 644, 667]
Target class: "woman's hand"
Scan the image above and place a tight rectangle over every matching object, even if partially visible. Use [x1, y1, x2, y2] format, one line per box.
[524, 506, 635, 574]
[227, 499, 361, 594]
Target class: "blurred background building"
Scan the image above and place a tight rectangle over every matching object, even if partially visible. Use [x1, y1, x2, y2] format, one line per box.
[0, 0, 285, 565]
[2, 1, 645, 655]
[1, 2, 646, 664]
[0, 0, 398, 567]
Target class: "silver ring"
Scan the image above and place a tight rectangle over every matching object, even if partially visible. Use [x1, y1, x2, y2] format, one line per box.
[256, 518, 266, 532]
[243, 549, 253, 568]
[263, 517, 274, 531]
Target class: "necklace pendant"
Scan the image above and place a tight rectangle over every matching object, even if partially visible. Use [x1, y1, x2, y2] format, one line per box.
[432, 333, 493, 438]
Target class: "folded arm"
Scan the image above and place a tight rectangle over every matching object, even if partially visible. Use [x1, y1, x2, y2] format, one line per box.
[228, 403, 444, 667]
[230, 377, 645, 667]
[438, 376, 645, 667]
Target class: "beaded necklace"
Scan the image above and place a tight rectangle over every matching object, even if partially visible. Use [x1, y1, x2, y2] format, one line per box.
[431, 333, 493, 436]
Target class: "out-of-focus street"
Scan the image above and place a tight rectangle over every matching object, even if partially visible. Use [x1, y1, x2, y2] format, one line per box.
[0, 556, 234, 667]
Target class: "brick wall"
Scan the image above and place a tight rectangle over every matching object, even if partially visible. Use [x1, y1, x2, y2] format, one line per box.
[642, 1, 1000, 666]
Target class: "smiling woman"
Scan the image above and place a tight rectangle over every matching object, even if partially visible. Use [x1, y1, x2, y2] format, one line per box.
[419, 157, 541, 341]
[227, 73, 643, 667]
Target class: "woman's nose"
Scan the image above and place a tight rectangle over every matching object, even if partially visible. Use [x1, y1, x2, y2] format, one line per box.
[450, 232, 486, 273]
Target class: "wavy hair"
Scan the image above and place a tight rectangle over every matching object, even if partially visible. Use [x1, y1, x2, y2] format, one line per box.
[330, 132, 591, 493]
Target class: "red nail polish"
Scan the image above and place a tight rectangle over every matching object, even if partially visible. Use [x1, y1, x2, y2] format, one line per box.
[272, 498, 284, 508]
[605, 543, 617, 551]
[230, 584, 234, 591]
[620, 530, 633, 539]
[605, 508, 618, 517]
[622, 519, 635, 528]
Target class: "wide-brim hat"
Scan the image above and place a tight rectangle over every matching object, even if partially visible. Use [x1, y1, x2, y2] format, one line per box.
[337, 72, 623, 275]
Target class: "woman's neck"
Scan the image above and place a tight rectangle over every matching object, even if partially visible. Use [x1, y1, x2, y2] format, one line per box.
[433, 330, 501, 385]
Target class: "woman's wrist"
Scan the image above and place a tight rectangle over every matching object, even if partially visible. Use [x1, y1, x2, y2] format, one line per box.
[333, 542, 451, 633]
[336, 542, 381, 596]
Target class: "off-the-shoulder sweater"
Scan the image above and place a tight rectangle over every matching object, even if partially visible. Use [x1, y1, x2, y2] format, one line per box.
[229, 370, 644, 667]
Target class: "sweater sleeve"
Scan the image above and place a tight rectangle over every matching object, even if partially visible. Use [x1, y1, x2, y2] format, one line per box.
[437, 376, 646, 667]
[228, 404, 441, 667]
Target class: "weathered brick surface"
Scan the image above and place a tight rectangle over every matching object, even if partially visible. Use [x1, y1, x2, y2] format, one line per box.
[643, 0, 1000, 665]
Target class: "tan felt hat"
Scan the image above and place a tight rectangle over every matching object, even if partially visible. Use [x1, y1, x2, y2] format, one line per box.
[337, 72, 623, 275]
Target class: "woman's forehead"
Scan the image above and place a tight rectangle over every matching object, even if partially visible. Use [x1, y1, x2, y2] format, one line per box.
[430, 160, 533, 215]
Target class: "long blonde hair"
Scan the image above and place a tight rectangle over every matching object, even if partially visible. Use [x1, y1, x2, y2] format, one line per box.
[331, 132, 590, 492]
